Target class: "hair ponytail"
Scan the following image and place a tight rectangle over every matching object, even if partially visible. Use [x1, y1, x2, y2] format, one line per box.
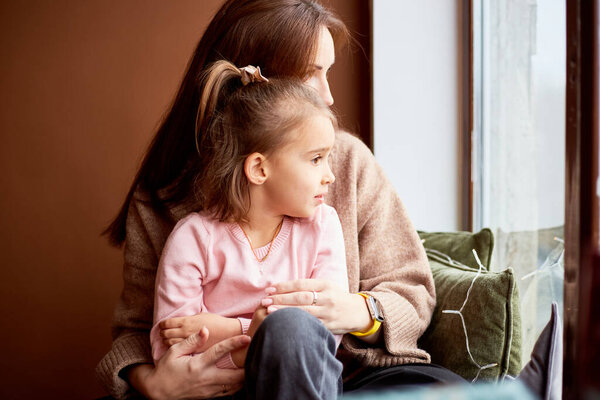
[195, 61, 243, 153]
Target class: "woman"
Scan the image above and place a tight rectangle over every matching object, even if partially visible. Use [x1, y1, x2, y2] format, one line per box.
[97, 0, 448, 398]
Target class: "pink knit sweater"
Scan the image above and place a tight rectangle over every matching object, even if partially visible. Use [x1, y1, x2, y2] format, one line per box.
[96, 132, 435, 399]
[150, 205, 348, 363]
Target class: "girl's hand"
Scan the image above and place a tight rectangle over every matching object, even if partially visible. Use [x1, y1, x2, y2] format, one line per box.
[261, 279, 373, 335]
[231, 306, 268, 367]
[129, 327, 250, 399]
[159, 313, 242, 351]
[247, 305, 268, 337]
[159, 314, 206, 347]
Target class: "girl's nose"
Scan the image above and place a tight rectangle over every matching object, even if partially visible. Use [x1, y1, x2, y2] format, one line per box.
[322, 168, 335, 185]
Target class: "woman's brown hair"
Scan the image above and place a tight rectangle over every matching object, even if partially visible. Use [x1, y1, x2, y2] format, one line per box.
[104, 0, 349, 245]
[195, 61, 336, 223]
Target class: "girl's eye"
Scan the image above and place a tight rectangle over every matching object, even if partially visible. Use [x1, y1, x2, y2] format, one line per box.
[311, 156, 322, 165]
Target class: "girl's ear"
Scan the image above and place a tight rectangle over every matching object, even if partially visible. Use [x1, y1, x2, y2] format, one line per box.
[244, 152, 268, 185]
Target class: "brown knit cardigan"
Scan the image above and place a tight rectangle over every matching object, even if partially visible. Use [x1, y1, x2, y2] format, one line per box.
[96, 131, 435, 399]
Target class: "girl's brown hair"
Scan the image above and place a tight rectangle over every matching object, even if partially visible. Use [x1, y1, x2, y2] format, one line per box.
[196, 61, 336, 222]
[104, 0, 349, 246]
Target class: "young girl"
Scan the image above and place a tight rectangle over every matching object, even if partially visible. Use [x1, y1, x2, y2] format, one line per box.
[149, 61, 349, 368]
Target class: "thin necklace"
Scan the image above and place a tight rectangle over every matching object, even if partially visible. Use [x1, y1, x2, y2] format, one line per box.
[239, 219, 283, 262]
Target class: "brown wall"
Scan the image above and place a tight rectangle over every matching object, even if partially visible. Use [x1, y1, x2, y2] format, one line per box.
[0, 1, 370, 398]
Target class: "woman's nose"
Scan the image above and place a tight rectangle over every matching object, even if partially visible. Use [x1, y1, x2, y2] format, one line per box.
[320, 80, 334, 106]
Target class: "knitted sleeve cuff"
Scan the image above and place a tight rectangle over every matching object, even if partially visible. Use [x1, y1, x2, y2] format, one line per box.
[95, 332, 153, 399]
[215, 352, 239, 369]
[237, 317, 251, 335]
[369, 291, 424, 351]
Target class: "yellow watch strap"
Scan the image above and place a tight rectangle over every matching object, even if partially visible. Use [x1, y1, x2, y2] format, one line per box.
[350, 319, 381, 337]
[349, 293, 382, 337]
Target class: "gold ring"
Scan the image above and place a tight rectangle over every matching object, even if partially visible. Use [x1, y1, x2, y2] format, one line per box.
[311, 290, 318, 306]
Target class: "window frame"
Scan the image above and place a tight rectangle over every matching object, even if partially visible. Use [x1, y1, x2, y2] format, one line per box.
[563, 0, 599, 398]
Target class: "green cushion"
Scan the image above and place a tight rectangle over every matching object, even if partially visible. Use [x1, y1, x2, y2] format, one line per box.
[418, 229, 494, 270]
[419, 256, 522, 381]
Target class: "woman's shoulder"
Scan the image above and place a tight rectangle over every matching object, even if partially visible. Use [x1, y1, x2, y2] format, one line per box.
[130, 185, 197, 222]
[332, 130, 378, 170]
[333, 130, 371, 156]
[332, 130, 386, 183]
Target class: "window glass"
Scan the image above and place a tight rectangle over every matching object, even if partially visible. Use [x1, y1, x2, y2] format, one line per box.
[472, 0, 566, 363]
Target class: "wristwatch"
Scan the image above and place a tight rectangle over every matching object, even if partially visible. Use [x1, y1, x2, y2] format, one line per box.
[350, 293, 384, 337]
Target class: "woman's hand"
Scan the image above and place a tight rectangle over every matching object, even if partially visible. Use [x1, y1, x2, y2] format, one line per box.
[159, 313, 242, 351]
[261, 279, 373, 335]
[128, 327, 250, 400]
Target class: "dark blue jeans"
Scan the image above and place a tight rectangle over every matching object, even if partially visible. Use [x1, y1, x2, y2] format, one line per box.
[239, 307, 343, 400]
[227, 308, 465, 400]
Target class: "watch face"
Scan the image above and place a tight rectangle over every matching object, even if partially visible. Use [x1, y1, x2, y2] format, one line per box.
[367, 296, 384, 322]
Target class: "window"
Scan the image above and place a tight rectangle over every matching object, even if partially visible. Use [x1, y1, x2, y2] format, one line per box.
[471, 0, 566, 363]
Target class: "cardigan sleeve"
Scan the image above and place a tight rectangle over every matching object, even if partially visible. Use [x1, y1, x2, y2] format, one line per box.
[96, 191, 174, 399]
[334, 132, 436, 365]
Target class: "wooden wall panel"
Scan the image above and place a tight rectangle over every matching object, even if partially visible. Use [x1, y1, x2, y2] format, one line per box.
[0, 1, 371, 397]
